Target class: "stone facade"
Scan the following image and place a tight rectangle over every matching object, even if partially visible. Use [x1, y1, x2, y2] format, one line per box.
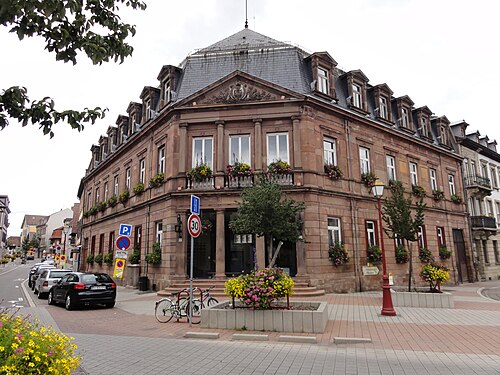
[78, 28, 474, 292]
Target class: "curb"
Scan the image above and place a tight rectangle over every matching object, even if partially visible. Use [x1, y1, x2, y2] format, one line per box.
[278, 335, 318, 344]
[333, 337, 372, 344]
[233, 333, 269, 341]
[184, 332, 220, 339]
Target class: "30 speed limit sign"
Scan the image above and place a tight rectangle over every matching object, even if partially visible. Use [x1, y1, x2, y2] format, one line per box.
[187, 214, 201, 238]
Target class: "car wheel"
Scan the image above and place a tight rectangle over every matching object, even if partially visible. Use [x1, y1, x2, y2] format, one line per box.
[65, 295, 74, 310]
[105, 301, 115, 308]
[37, 292, 45, 299]
[34, 287, 38, 295]
[48, 290, 55, 305]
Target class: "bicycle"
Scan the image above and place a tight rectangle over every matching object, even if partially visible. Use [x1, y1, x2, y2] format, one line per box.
[155, 288, 192, 323]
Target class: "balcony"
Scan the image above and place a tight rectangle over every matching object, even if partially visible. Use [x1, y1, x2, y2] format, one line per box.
[470, 215, 497, 236]
[225, 175, 254, 189]
[186, 176, 214, 190]
[268, 173, 294, 186]
[465, 176, 492, 198]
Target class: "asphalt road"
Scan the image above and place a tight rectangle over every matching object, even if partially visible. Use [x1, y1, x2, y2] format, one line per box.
[0, 261, 32, 309]
[482, 285, 500, 301]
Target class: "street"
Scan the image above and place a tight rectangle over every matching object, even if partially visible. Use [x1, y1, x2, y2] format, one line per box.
[1, 261, 500, 374]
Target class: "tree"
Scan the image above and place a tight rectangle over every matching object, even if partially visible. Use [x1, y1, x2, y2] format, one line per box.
[0, 0, 147, 137]
[382, 180, 426, 291]
[229, 178, 305, 268]
[21, 237, 30, 254]
[29, 236, 40, 249]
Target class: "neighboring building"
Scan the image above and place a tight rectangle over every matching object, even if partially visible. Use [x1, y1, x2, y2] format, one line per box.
[78, 28, 474, 292]
[452, 122, 500, 281]
[42, 209, 73, 254]
[7, 236, 21, 250]
[20, 214, 47, 243]
[0, 195, 10, 257]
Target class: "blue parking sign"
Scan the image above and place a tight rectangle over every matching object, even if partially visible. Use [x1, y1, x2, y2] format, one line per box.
[119, 224, 132, 237]
[190, 195, 200, 214]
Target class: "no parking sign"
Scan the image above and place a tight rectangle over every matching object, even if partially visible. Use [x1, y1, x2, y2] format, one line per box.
[113, 258, 125, 279]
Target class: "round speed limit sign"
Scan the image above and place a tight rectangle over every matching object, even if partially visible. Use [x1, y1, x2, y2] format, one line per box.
[187, 214, 201, 238]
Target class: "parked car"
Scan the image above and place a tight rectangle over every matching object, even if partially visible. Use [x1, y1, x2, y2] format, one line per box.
[28, 263, 46, 288]
[29, 264, 56, 290]
[34, 269, 72, 298]
[26, 254, 35, 260]
[48, 272, 116, 310]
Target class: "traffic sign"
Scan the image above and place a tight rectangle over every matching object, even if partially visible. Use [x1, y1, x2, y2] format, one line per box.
[187, 214, 201, 238]
[119, 224, 132, 237]
[116, 236, 131, 250]
[190, 195, 200, 214]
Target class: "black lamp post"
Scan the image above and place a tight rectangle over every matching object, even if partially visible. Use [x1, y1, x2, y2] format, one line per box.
[371, 179, 397, 316]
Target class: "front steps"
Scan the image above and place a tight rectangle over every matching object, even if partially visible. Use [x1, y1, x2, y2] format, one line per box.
[157, 279, 325, 298]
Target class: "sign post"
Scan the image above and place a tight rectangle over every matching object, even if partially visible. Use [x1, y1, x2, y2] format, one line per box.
[188, 197, 201, 326]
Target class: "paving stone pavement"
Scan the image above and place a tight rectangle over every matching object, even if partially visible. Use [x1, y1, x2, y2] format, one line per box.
[22, 281, 500, 374]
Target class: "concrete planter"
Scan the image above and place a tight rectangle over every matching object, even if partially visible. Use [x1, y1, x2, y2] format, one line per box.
[200, 301, 328, 333]
[390, 288, 454, 308]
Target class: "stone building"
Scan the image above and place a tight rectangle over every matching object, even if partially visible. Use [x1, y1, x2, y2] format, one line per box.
[452, 122, 500, 281]
[79, 28, 474, 292]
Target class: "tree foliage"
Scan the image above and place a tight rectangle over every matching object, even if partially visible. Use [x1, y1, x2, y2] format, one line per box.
[0, 0, 147, 137]
[229, 178, 305, 266]
[21, 237, 30, 252]
[382, 180, 426, 291]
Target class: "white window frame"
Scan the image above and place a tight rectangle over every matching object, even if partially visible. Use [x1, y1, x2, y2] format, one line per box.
[401, 107, 409, 128]
[490, 167, 498, 188]
[379, 96, 388, 119]
[437, 226, 445, 247]
[139, 159, 146, 184]
[95, 187, 100, 204]
[266, 133, 289, 163]
[327, 217, 341, 245]
[448, 174, 456, 195]
[104, 182, 109, 201]
[125, 168, 131, 190]
[317, 67, 329, 95]
[470, 160, 476, 177]
[163, 80, 171, 103]
[323, 137, 337, 165]
[417, 226, 425, 249]
[192, 137, 213, 168]
[386, 155, 396, 181]
[463, 159, 469, 179]
[156, 221, 163, 246]
[496, 201, 500, 226]
[430, 168, 438, 191]
[487, 199, 494, 217]
[229, 134, 251, 165]
[113, 175, 119, 195]
[359, 147, 370, 174]
[145, 100, 151, 121]
[352, 83, 362, 108]
[366, 220, 377, 248]
[409, 162, 418, 185]
[157, 146, 165, 174]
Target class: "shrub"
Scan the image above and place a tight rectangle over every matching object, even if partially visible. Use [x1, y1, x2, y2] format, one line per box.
[133, 182, 145, 195]
[88, 206, 98, 216]
[367, 245, 382, 264]
[0, 309, 80, 374]
[118, 190, 130, 204]
[82, 211, 90, 218]
[267, 160, 292, 175]
[419, 263, 450, 292]
[128, 246, 140, 264]
[104, 252, 114, 266]
[411, 184, 426, 198]
[395, 245, 409, 264]
[328, 242, 349, 266]
[0, 258, 9, 265]
[96, 201, 107, 212]
[450, 194, 462, 204]
[361, 172, 377, 187]
[439, 245, 452, 260]
[226, 162, 253, 177]
[224, 268, 294, 309]
[107, 195, 118, 207]
[94, 253, 103, 265]
[188, 163, 212, 182]
[432, 189, 445, 201]
[419, 247, 433, 263]
[145, 242, 161, 265]
[86, 254, 94, 265]
[149, 173, 164, 188]
[324, 164, 343, 180]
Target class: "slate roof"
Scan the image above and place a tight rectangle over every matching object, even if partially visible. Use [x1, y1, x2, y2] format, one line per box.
[176, 28, 312, 101]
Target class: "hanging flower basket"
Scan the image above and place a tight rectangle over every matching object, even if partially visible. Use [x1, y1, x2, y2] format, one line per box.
[419, 247, 434, 263]
[361, 172, 377, 187]
[367, 245, 382, 264]
[324, 164, 343, 180]
[328, 242, 349, 266]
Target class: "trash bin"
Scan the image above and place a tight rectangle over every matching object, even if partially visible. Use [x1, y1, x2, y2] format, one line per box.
[138, 276, 149, 291]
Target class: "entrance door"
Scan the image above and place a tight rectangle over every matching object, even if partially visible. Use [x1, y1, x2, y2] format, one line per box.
[452, 228, 469, 283]
[265, 240, 297, 277]
[225, 211, 255, 276]
[187, 211, 216, 278]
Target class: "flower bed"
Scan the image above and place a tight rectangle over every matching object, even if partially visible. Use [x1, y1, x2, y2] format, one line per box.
[390, 287, 454, 308]
[200, 300, 328, 333]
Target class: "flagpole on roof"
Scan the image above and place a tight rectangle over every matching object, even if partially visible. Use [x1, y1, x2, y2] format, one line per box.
[245, 0, 248, 28]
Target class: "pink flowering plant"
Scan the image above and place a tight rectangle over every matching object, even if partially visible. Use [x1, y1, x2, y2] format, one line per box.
[226, 162, 253, 177]
[224, 268, 294, 309]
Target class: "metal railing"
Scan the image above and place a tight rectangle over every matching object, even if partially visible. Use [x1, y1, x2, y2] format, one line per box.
[470, 216, 497, 230]
[465, 175, 491, 189]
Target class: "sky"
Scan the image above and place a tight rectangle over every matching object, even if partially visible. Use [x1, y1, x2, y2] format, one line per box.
[1, 0, 500, 237]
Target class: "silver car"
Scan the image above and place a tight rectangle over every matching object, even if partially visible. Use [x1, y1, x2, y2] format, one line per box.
[35, 268, 72, 298]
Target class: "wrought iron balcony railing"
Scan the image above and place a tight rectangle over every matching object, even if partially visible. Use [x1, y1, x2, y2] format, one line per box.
[470, 215, 497, 230]
[465, 175, 491, 189]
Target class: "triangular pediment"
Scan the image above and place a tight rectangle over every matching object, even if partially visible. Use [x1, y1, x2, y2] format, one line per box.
[178, 71, 303, 107]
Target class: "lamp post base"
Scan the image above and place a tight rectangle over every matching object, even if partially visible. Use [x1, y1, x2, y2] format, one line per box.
[381, 275, 397, 316]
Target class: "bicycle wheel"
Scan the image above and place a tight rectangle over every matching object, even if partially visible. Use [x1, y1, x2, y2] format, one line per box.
[186, 299, 202, 324]
[207, 297, 219, 307]
[178, 298, 188, 319]
[155, 299, 174, 323]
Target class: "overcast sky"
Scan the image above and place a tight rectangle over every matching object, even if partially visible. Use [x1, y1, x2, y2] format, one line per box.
[1, 0, 499, 237]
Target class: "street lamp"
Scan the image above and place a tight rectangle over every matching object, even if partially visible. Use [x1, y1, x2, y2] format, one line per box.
[63, 223, 71, 260]
[371, 179, 397, 316]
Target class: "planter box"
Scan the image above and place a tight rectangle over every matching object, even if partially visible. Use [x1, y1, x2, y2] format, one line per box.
[390, 288, 454, 308]
[200, 301, 328, 333]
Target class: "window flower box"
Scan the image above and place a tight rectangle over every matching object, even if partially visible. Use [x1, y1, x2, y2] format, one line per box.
[432, 189, 444, 202]
[226, 162, 253, 177]
[361, 172, 377, 187]
[107, 195, 118, 207]
[267, 160, 292, 175]
[367, 245, 382, 264]
[450, 194, 462, 204]
[328, 242, 349, 266]
[118, 190, 129, 204]
[411, 184, 426, 198]
[188, 163, 213, 182]
[324, 164, 343, 180]
[133, 182, 145, 195]
[149, 173, 164, 188]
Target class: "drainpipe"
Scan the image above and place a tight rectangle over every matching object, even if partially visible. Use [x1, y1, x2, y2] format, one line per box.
[145, 204, 151, 277]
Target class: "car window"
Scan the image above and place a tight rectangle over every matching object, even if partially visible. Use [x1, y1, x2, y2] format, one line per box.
[49, 271, 71, 278]
[81, 274, 98, 284]
[60, 275, 72, 283]
[95, 274, 113, 283]
[40, 270, 48, 278]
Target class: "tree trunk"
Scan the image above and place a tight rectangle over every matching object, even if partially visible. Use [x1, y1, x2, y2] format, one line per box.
[266, 234, 273, 266]
[269, 241, 283, 268]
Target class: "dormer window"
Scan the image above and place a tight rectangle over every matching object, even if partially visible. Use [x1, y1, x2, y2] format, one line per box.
[317, 68, 329, 95]
[352, 84, 362, 108]
[163, 80, 171, 103]
[145, 100, 151, 121]
[401, 108, 409, 128]
[393, 95, 414, 132]
[344, 70, 369, 113]
[439, 125, 448, 145]
[379, 96, 388, 120]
